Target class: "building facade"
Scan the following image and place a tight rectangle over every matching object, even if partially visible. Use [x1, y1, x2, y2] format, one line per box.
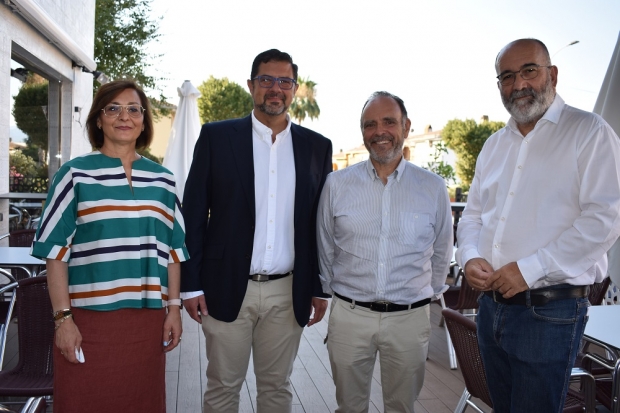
[1, 0, 96, 239]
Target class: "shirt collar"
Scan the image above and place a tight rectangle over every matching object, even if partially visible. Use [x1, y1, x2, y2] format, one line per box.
[507, 94, 565, 134]
[251, 110, 292, 143]
[365, 156, 407, 182]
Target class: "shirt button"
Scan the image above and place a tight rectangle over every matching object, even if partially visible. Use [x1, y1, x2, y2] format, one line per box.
[380, 263, 384, 266]
[269, 220, 273, 223]
[494, 244, 499, 249]
[510, 192, 514, 196]
[518, 165, 522, 169]
[271, 170, 275, 173]
[267, 245, 272, 249]
[270, 194, 274, 198]
[501, 217, 505, 221]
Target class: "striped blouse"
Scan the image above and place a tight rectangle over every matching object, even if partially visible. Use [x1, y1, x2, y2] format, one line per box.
[31, 152, 189, 311]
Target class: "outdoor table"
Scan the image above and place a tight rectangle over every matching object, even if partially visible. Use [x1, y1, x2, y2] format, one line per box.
[0, 247, 45, 278]
[10, 202, 43, 209]
[583, 305, 620, 412]
[0, 193, 47, 200]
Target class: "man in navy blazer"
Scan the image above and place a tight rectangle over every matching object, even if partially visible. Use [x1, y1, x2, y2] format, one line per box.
[181, 49, 332, 413]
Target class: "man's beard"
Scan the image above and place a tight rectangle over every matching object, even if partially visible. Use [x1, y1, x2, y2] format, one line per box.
[365, 134, 404, 165]
[502, 75, 555, 125]
[257, 92, 288, 116]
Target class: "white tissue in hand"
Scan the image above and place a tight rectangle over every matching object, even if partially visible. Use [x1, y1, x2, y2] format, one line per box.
[75, 347, 85, 363]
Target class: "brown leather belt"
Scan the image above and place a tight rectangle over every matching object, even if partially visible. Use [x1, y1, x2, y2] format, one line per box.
[334, 292, 431, 312]
[483, 284, 589, 306]
[249, 271, 292, 282]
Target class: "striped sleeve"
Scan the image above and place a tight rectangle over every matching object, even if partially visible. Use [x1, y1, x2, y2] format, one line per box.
[31, 164, 77, 262]
[170, 194, 189, 263]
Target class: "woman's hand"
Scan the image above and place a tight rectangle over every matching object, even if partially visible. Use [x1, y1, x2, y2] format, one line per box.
[162, 307, 182, 352]
[55, 317, 83, 364]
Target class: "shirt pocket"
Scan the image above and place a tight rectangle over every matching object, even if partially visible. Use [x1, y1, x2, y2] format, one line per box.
[399, 212, 435, 249]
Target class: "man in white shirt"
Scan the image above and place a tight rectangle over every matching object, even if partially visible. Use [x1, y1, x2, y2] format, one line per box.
[181, 49, 332, 413]
[317, 92, 453, 412]
[456, 38, 620, 412]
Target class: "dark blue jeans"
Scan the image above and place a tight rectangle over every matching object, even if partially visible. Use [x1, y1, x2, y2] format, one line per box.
[477, 288, 589, 413]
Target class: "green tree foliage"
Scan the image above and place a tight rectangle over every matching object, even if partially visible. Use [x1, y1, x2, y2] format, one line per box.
[94, 0, 168, 113]
[289, 76, 320, 124]
[10, 151, 40, 177]
[197, 76, 253, 123]
[11, 74, 49, 164]
[423, 141, 456, 186]
[442, 118, 505, 186]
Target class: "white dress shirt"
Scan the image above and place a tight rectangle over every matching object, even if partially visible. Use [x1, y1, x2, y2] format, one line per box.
[456, 95, 620, 288]
[317, 157, 453, 304]
[181, 112, 296, 299]
[250, 111, 296, 275]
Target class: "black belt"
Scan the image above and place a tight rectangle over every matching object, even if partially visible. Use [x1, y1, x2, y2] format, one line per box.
[334, 292, 431, 313]
[249, 271, 292, 282]
[483, 284, 589, 306]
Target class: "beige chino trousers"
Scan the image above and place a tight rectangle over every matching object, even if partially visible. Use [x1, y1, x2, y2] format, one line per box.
[201, 275, 303, 413]
[327, 295, 431, 413]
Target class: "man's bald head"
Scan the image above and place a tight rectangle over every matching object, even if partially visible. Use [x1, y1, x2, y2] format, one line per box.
[495, 39, 551, 73]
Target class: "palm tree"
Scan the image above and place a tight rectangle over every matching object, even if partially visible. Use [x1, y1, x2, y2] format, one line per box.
[289, 76, 320, 125]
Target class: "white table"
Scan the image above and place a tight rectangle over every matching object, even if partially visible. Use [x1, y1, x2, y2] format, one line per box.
[583, 305, 620, 412]
[0, 193, 47, 200]
[0, 247, 45, 278]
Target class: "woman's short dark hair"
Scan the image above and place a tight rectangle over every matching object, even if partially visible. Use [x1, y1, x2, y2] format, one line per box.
[86, 79, 154, 150]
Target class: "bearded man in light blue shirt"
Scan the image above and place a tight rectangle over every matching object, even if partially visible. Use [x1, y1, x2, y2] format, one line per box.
[317, 91, 453, 413]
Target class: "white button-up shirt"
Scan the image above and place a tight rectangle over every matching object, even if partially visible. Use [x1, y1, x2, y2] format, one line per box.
[250, 111, 296, 275]
[456, 95, 620, 288]
[181, 112, 296, 300]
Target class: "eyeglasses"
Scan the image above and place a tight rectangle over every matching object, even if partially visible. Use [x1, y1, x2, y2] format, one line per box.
[252, 75, 297, 90]
[101, 104, 145, 118]
[496, 64, 553, 86]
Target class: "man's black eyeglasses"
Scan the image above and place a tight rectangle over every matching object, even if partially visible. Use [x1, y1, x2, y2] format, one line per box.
[252, 75, 297, 90]
[496, 64, 553, 86]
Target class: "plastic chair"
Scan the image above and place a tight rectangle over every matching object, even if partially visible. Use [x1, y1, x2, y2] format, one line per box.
[582, 348, 620, 413]
[7, 230, 36, 248]
[442, 308, 493, 412]
[19, 397, 46, 413]
[436, 272, 481, 369]
[6, 230, 38, 281]
[445, 271, 481, 313]
[443, 308, 596, 413]
[0, 269, 18, 371]
[0, 276, 54, 408]
[588, 277, 611, 306]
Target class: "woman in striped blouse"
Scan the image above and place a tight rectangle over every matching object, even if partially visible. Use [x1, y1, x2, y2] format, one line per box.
[32, 80, 188, 412]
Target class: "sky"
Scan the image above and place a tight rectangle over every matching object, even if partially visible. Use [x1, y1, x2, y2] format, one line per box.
[11, 0, 620, 151]
[145, 0, 620, 153]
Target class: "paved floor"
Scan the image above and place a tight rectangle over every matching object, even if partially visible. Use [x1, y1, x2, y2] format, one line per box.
[165, 300, 490, 413]
[0, 295, 609, 412]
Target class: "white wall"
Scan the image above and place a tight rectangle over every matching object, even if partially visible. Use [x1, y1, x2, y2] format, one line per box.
[0, 0, 95, 239]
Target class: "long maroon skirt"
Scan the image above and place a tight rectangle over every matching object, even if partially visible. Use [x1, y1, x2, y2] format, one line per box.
[53, 307, 167, 413]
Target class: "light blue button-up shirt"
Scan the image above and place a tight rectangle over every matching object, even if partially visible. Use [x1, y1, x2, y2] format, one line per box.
[317, 157, 453, 304]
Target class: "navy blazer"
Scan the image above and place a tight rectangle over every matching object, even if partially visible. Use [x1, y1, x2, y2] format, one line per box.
[181, 115, 333, 327]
